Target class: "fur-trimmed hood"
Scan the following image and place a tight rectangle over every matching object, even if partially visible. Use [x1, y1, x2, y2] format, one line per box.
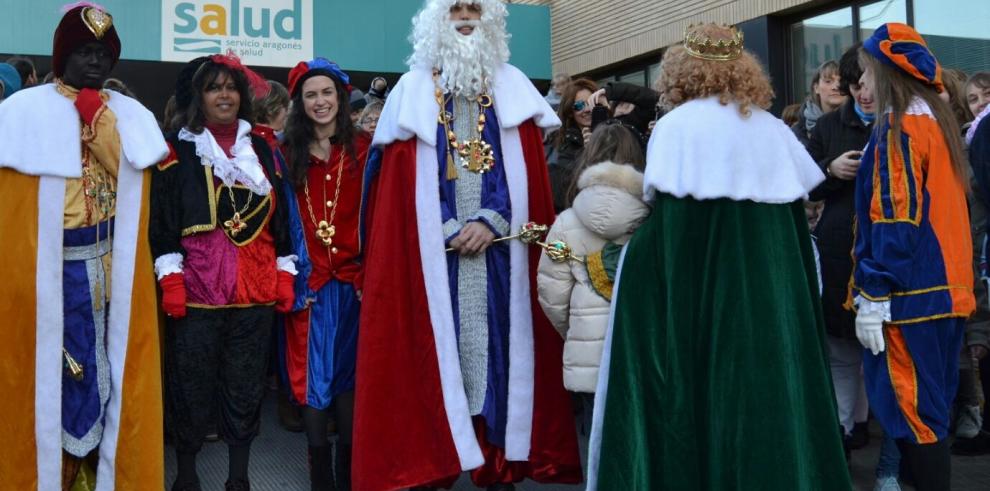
[572, 161, 650, 241]
[577, 160, 645, 197]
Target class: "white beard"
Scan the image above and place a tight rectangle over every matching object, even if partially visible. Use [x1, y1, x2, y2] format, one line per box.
[435, 22, 500, 98]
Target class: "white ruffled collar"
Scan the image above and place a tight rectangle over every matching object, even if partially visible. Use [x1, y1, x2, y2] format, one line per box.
[179, 119, 271, 196]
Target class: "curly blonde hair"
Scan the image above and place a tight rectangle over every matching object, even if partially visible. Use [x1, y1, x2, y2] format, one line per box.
[657, 24, 774, 117]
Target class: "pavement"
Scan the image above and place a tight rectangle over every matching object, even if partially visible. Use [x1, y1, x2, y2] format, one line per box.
[166, 391, 990, 490]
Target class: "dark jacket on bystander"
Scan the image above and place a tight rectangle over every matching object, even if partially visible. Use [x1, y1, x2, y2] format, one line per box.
[807, 98, 871, 340]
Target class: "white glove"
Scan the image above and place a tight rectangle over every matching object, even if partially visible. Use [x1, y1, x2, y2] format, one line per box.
[855, 309, 886, 356]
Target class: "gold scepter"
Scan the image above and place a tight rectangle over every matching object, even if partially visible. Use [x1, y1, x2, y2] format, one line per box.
[538, 239, 584, 264]
[445, 221, 584, 263]
[446, 221, 549, 252]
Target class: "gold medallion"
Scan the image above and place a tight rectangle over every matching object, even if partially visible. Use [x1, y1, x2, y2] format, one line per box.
[458, 138, 495, 174]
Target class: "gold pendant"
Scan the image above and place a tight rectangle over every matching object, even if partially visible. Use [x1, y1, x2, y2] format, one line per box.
[63, 348, 84, 382]
[458, 138, 495, 174]
[224, 212, 247, 236]
[316, 220, 336, 247]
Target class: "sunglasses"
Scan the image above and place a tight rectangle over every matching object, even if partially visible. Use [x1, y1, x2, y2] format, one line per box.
[572, 100, 589, 112]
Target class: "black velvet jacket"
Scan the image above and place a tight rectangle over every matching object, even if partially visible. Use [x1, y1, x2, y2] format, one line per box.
[149, 131, 291, 261]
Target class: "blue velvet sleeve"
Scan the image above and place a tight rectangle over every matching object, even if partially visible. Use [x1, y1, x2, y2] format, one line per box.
[854, 127, 925, 300]
[282, 178, 316, 311]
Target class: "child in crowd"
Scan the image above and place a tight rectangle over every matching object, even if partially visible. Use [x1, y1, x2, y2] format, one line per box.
[537, 122, 650, 428]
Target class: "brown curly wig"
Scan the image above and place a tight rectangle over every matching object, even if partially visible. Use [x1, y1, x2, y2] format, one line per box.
[656, 24, 774, 117]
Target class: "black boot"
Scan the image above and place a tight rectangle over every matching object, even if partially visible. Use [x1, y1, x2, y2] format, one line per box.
[898, 439, 950, 491]
[334, 443, 352, 491]
[309, 445, 333, 491]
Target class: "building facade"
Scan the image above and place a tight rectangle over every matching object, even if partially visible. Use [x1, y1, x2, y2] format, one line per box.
[1, 0, 553, 117]
[531, 0, 990, 112]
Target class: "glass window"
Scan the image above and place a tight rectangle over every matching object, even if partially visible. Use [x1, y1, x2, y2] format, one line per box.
[617, 70, 647, 86]
[913, 0, 990, 76]
[859, 0, 907, 41]
[790, 7, 854, 104]
[648, 62, 662, 89]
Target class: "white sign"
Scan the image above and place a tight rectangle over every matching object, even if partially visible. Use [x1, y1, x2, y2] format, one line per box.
[161, 0, 313, 67]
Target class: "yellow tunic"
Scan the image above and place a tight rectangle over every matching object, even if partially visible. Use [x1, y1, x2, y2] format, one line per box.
[56, 82, 121, 304]
[0, 83, 165, 490]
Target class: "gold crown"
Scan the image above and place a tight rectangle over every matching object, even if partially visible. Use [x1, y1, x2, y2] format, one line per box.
[684, 24, 744, 61]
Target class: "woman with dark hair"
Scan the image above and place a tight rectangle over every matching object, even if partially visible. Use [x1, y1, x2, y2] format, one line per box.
[852, 24, 974, 491]
[151, 54, 296, 491]
[546, 77, 597, 211]
[280, 58, 370, 491]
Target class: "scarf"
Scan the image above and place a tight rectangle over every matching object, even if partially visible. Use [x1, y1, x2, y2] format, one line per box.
[803, 100, 825, 133]
[854, 103, 875, 126]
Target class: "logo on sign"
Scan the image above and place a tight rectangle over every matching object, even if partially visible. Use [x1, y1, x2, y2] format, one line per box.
[162, 0, 313, 67]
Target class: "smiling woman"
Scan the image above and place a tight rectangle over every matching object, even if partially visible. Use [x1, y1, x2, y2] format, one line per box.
[184, 60, 254, 131]
[150, 53, 297, 491]
[278, 57, 370, 490]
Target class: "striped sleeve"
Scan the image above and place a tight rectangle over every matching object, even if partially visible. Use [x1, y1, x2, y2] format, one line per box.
[869, 125, 924, 225]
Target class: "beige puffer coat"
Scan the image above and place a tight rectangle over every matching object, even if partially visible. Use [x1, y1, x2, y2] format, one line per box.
[537, 161, 650, 393]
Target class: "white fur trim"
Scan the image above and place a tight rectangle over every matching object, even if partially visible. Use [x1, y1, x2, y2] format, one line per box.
[36, 176, 65, 491]
[500, 126, 535, 461]
[372, 69, 439, 147]
[277, 255, 299, 275]
[491, 64, 560, 130]
[0, 85, 167, 177]
[0, 85, 81, 177]
[577, 161, 645, 197]
[178, 120, 272, 196]
[415, 139, 485, 470]
[373, 64, 560, 149]
[586, 244, 629, 491]
[106, 91, 169, 169]
[645, 97, 824, 204]
[154, 253, 184, 280]
[95, 155, 145, 491]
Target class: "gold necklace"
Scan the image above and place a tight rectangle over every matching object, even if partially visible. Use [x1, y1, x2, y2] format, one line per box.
[303, 146, 345, 256]
[222, 184, 254, 236]
[434, 70, 495, 180]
